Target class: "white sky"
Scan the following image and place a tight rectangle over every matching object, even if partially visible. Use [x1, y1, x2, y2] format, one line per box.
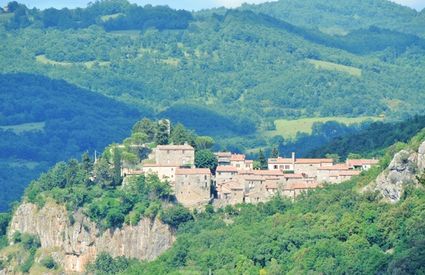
[0, 0, 424, 11]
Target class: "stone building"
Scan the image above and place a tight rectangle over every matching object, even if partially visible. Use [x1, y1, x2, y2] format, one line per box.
[155, 144, 195, 167]
[175, 168, 212, 208]
[346, 159, 379, 170]
[141, 164, 177, 185]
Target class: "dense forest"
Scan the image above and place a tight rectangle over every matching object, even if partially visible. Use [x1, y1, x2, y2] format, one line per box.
[0, 73, 146, 211]
[1, 0, 425, 211]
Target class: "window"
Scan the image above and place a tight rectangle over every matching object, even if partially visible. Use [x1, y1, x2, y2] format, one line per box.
[274, 165, 278, 169]
[204, 175, 207, 180]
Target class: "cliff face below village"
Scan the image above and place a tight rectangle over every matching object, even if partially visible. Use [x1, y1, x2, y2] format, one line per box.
[7, 202, 175, 273]
[371, 141, 425, 203]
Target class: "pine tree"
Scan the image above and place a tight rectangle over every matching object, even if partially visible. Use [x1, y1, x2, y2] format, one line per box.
[271, 147, 279, 158]
[258, 149, 267, 170]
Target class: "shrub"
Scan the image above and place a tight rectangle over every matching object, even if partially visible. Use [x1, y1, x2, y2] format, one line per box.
[160, 205, 193, 229]
[40, 256, 57, 269]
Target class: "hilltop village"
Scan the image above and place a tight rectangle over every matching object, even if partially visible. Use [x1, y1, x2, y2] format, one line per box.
[122, 143, 378, 209]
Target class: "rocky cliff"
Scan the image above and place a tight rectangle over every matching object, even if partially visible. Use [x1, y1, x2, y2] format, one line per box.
[372, 141, 425, 203]
[7, 202, 175, 273]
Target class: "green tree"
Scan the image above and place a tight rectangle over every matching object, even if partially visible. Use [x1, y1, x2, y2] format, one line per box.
[81, 152, 93, 173]
[258, 149, 267, 170]
[94, 158, 114, 188]
[170, 123, 195, 145]
[195, 136, 215, 150]
[348, 153, 362, 159]
[112, 148, 123, 186]
[160, 205, 193, 228]
[326, 153, 341, 163]
[195, 150, 218, 173]
[271, 147, 279, 158]
[156, 120, 170, 145]
[132, 118, 156, 141]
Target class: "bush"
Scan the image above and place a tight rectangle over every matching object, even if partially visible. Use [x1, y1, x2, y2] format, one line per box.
[40, 256, 57, 269]
[160, 205, 193, 229]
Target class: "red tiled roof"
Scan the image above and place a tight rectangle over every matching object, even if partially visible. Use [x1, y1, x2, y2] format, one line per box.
[347, 159, 379, 166]
[284, 182, 320, 190]
[216, 166, 239, 172]
[157, 144, 194, 150]
[252, 170, 284, 176]
[268, 158, 293, 164]
[143, 164, 177, 168]
[245, 160, 254, 164]
[338, 170, 362, 176]
[175, 168, 211, 175]
[230, 154, 246, 161]
[283, 173, 305, 179]
[295, 158, 333, 164]
[318, 164, 350, 171]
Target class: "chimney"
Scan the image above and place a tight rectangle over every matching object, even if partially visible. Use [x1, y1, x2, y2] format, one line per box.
[292, 152, 296, 164]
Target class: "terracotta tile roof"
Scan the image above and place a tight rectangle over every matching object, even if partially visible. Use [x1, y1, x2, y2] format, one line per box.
[283, 173, 305, 179]
[157, 144, 194, 150]
[295, 158, 333, 164]
[284, 182, 320, 190]
[216, 166, 239, 172]
[346, 159, 379, 166]
[252, 170, 285, 176]
[175, 168, 211, 175]
[245, 160, 254, 164]
[338, 170, 362, 176]
[230, 154, 246, 161]
[268, 157, 293, 164]
[318, 164, 350, 171]
[143, 164, 177, 168]
[265, 180, 279, 189]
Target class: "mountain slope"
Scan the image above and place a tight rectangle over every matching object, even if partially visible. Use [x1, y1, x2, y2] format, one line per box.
[0, 73, 147, 211]
[242, 0, 425, 37]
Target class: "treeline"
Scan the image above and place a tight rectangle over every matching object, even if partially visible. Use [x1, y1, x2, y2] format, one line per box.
[308, 115, 425, 159]
[229, 10, 425, 55]
[2, 0, 193, 31]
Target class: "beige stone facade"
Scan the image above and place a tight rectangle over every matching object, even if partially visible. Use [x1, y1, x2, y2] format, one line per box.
[155, 144, 195, 167]
[175, 168, 212, 208]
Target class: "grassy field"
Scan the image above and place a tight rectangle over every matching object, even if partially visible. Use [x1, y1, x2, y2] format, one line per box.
[100, 13, 123, 22]
[308, 59, 362, 77]
[0, 122, 45, 134]
[36, 55, 110, 69]
[264, 116, 382, 140]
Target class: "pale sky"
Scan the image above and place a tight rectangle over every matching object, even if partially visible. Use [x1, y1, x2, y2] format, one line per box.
[0, 0, 424, 11]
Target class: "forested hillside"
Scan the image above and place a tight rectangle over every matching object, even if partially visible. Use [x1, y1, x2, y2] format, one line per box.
[0, 73, 145, 211]
[1, 0, 425, 209]
[242, 0, 425, 37]
[1, 1, 425, 128]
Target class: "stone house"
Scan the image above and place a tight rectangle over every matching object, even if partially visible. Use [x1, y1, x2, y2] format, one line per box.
[155, 144, 195, 167]
[175, 168, 212, 208]
[317, 164, 351, 183]
[268, 153, 334, 177]
[141, 164, 177, 185]
[281, 182, 320, 200]
[216, 152, 232, 166]
[346, 159, 379, 170]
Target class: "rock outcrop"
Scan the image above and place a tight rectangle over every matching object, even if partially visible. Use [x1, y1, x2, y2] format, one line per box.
[8, 202, 175, 273]
[373, 141, 425, 203]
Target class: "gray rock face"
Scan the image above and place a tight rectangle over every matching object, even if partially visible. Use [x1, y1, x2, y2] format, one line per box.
[374, 141, 425, 203]
[8, 202, 175, 272]
[418, 141, 425, 172]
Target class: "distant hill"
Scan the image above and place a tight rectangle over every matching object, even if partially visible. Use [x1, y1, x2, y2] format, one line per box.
[242, 0, 425, 37]
[0, 73, 148, 211]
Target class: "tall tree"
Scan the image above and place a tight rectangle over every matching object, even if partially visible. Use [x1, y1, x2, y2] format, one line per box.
[271, 147, 279, 158]
[112, 147, 122, 186]
[195, 150, 218, 173]
[258, 149, 267, 170]
[156, 120, 170, 145]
